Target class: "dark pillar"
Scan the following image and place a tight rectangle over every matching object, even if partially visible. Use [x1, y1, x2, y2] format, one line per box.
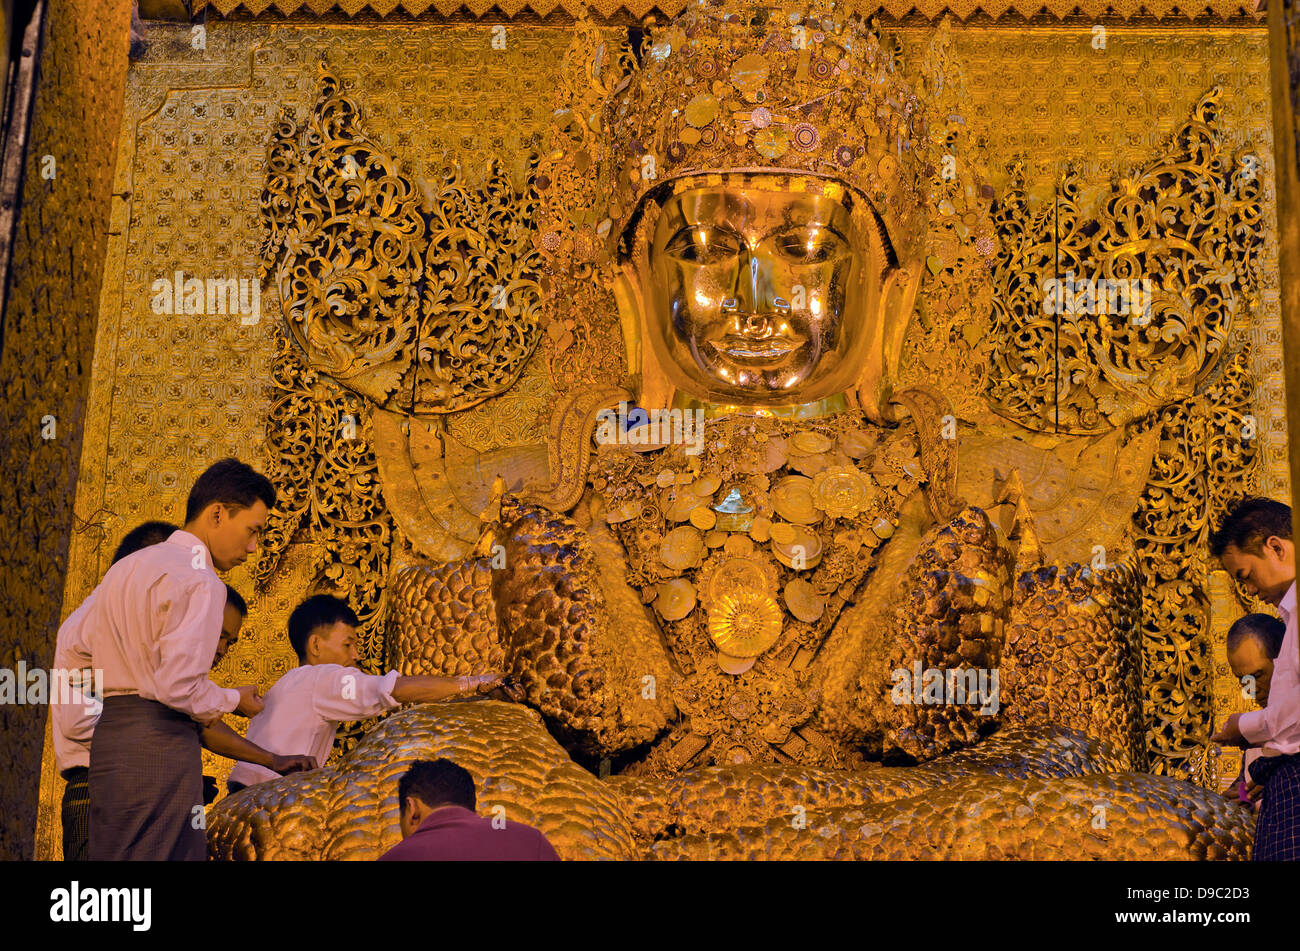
[0, 0, 133, 860]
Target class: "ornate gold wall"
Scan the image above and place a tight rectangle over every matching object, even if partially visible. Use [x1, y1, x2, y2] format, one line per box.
[34, 14, 1287, 857]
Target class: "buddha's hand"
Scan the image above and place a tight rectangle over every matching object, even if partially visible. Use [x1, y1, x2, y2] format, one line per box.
[490, 497, 676, 757]
[1000, 561, 1144, 770]
[875, 506, 1013, 762]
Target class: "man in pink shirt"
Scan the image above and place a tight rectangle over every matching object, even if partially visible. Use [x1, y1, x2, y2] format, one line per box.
[1210, 497, 1300, 861]
[379, 759, 560, 861]
[85, 459, 274, 861]
[56, 521, 315, 860]
[227, 594, 509, 794]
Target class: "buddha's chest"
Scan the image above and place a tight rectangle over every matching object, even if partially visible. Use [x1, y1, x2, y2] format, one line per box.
[592, 412, 927, 766]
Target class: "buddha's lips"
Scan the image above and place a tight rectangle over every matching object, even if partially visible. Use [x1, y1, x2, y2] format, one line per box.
[711, 333, 805, 361]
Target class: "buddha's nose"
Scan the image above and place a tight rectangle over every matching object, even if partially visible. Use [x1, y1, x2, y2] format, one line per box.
[727, 245, 778, 316]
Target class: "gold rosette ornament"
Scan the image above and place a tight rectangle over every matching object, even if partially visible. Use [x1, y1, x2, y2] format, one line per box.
[811, 465, 876, 519]
[708, 589, 783, 657]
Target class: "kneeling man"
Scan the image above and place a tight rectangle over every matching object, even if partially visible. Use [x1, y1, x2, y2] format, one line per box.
[380, 759, 559, 861]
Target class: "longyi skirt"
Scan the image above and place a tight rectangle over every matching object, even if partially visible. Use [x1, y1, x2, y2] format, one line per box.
[88, 695, 205, 861]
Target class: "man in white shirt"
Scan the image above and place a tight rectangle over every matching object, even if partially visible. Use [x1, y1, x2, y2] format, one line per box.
[85, 458, 275, 861]
[227, 594, 508, 793]
[1210, 497, 1300, 860]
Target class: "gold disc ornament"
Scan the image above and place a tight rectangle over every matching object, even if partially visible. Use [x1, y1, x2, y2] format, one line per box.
[717, 651, 757, 675]
[661, 525, 704, 571]
[655, 578, 697, 621]
[790, 431, 834, 456]
[771, 475, 819, 524]
[708, 589, 783, 657]
[783, 578, 826, 623]
[772, 526, 823, 569]
[706, 556, 770, 604]
[811, 465, 875, 519]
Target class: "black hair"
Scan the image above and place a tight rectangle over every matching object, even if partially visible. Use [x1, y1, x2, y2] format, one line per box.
[287, 593, 359, 662]
[1227, 613, 1286, 660]
[110, 521, 179, 565]
[1210, 497, 1292, 557]
[398, 759, 476, 813]
[184, 457, 276, 525]
[224, 583, 248, 616]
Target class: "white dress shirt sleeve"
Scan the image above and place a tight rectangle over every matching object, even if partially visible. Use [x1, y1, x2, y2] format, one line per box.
[311, 667, 400, 721]
[1240, 586, 1300, 751]
[153, 573, 241, 724]
[51, 596, 101, 771]
[1240, 637, 1299, 746]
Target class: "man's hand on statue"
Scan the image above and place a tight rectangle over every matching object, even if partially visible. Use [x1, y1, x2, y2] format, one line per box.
[1246, 776, 1265, 807]
[1210, 713, 1247, 748]
[234, 684, 265, 718]
[270, 753, 318, 775]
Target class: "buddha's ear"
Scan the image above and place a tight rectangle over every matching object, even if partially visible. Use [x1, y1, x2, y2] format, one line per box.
[611, 258, 675, 411]
[883, 260, 924, 382]
[854, 260, 923, 424]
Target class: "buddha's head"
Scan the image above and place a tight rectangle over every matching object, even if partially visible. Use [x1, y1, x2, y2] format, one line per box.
[598, 0, 932, 419]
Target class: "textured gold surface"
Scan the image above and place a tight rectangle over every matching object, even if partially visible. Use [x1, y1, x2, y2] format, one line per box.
[1001, 562, 1146, 770]
[207, 702, 640, 860]
[210, 703, 1252, 860]
[646, 772, 1253, 860]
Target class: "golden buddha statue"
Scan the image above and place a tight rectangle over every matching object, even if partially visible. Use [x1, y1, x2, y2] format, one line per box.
[211, 0, 1254, 859]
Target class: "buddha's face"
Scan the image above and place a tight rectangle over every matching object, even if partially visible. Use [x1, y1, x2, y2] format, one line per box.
[634, 177, 888, 409]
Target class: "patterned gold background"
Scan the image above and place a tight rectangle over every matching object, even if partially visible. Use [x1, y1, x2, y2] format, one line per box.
[34, 18, 1286, 857]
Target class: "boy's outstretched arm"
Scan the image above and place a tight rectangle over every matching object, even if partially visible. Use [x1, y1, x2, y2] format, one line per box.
[390, 672, 513, 703]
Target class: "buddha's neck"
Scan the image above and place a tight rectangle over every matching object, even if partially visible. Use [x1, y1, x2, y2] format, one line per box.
[670, 391, 850, 421]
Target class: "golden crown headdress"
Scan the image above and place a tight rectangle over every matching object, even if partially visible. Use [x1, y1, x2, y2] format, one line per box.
[535, 0, 933, 274]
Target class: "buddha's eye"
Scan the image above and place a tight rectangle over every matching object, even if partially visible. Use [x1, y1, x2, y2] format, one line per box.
[665, 226, 743, 264]
[774, 228, 847, 265]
